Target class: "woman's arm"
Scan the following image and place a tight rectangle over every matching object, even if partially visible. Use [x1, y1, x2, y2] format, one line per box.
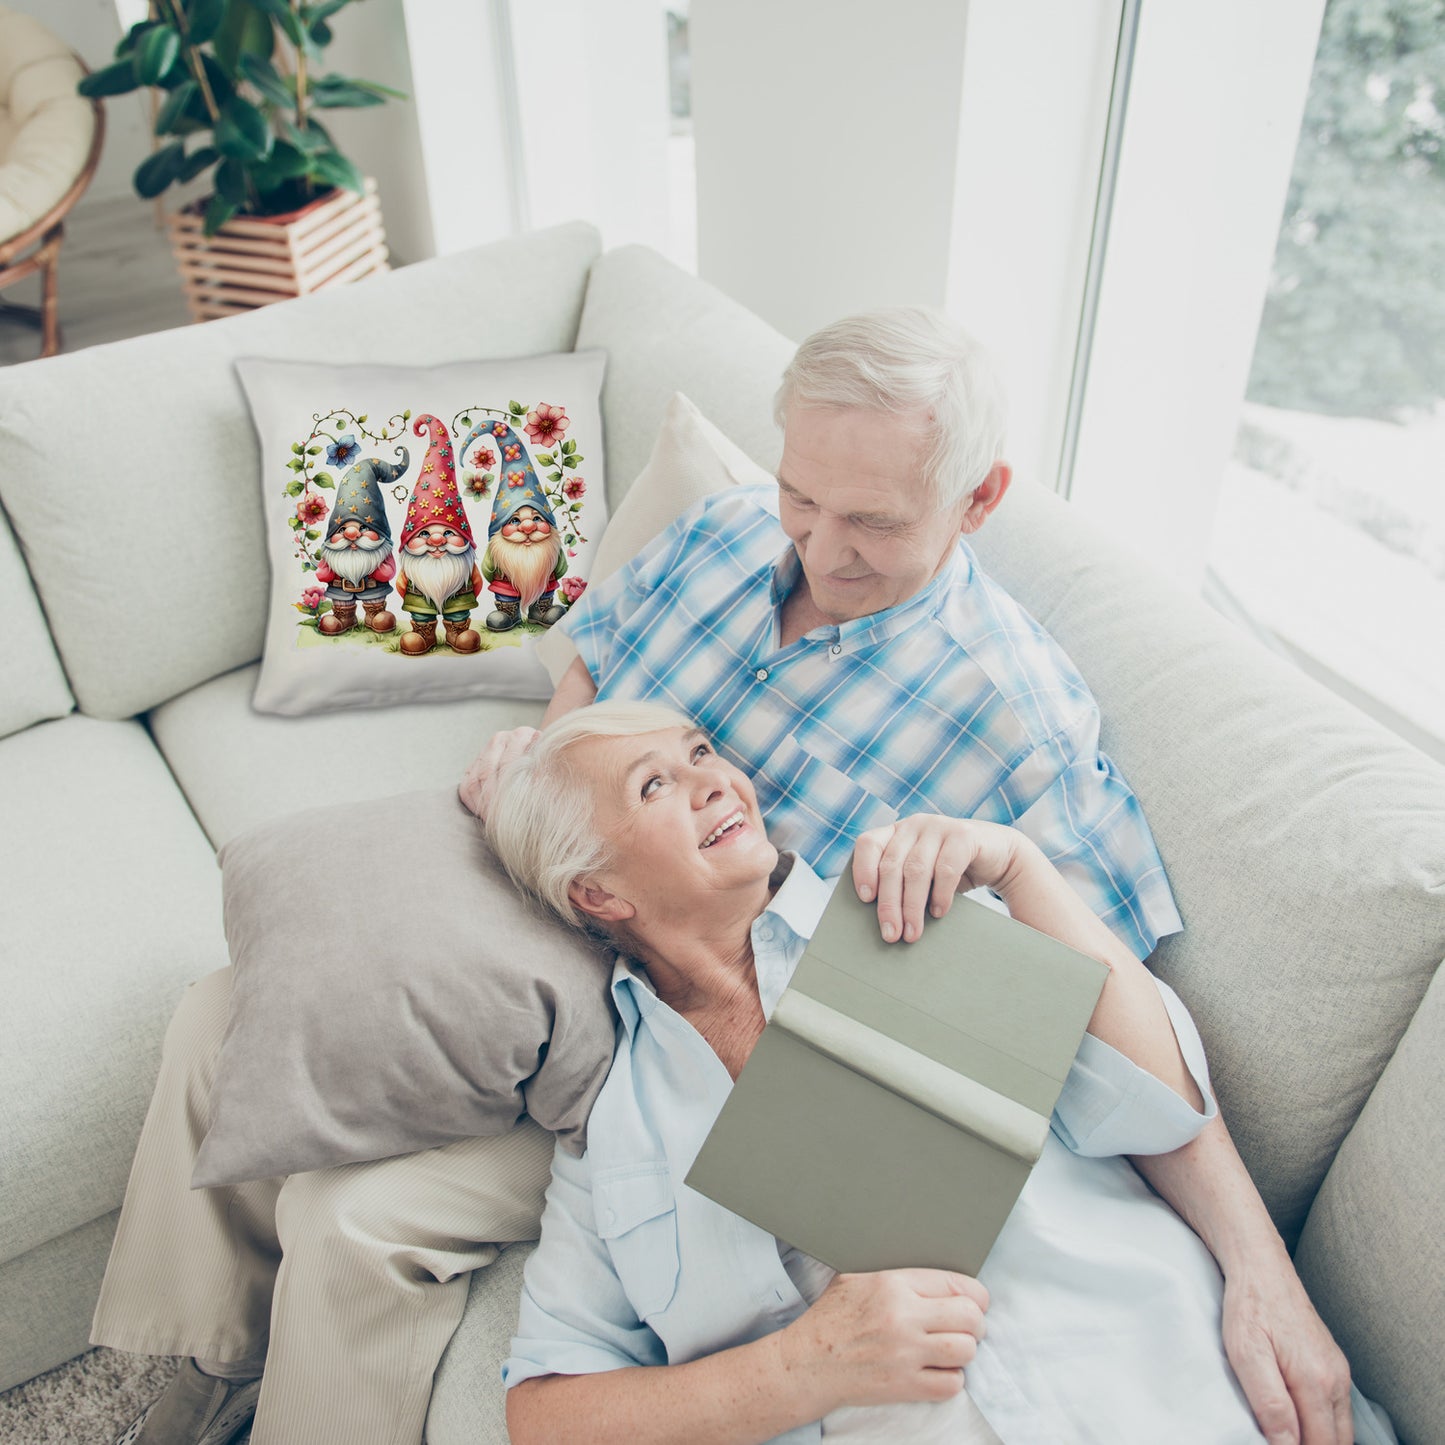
[509, 1269, 987, 1445]
[851, 815, 1202, 1108]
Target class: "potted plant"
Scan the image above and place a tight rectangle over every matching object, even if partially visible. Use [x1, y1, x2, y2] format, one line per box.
[79, 0, 405, 319]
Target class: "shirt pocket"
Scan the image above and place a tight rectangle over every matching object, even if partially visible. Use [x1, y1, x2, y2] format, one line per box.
[593, 1163, 681, 1321]
[757, 731, 898, 863]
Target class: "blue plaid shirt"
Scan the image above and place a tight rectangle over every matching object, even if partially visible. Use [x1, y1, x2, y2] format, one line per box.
[561, 485, 1180, 959]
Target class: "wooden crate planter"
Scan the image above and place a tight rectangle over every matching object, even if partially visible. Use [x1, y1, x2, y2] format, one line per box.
[165, 179, 388, 322]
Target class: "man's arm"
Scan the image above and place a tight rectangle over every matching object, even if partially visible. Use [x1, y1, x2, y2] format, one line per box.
[1131, 1120, 1353, 1445]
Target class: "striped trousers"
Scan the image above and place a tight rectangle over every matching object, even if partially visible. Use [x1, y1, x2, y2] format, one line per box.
[91, 968, 554, 1445]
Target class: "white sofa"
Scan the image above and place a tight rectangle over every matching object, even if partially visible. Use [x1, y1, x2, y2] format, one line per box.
[0, 222, 1441, 1444]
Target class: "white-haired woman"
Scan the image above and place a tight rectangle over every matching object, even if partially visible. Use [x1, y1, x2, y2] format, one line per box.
[489, 701, 1372, 1445]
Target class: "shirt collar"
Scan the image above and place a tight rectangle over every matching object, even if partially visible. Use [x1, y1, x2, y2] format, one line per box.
[767, 541, 973, 652]
[609, 852, 836, 1037]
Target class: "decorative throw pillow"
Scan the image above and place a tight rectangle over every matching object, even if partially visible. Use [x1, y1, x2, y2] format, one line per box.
[533, 391, 773, 685]
[193, 788, 619, 1188]
[237, 351, 607, 716]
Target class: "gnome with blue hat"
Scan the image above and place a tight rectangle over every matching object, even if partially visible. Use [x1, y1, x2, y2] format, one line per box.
[464, 420, 568, 631]
[314, 445, 408, 635]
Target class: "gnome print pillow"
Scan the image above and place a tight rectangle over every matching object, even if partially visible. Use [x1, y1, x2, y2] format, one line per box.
[237, 352, 606, 715]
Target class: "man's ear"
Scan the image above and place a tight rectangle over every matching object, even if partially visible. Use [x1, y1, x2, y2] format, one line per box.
[959, 462, 1012, 536]
[567, 878, 635, 924]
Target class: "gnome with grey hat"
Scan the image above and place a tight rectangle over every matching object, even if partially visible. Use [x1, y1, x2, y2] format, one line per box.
[313, 447, 409, 636]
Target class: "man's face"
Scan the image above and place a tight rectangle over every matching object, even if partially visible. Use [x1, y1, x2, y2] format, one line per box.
[406, 524, 470, 557]
[499, 507, 552, 545]
[326, 519, 385, 550]
[776, 406, 971, 623]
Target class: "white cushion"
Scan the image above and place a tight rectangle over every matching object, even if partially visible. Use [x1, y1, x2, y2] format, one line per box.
[0, 222, 602, 720]
[0, 715, 227, 1266]
[0, 506, 72, 739]
[148, 663, 544, 849]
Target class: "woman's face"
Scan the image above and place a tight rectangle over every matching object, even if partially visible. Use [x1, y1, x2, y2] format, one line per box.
[567, 726, 777, 925]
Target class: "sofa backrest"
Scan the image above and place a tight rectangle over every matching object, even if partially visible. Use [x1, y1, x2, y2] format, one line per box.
[0, 221, 603, 721]
[969, 477, 1445, 1245]
[0, 501, 72, 737]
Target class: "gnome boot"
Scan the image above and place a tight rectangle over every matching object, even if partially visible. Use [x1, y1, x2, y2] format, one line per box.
[318, 599, 357, 635]
[443, 615, 481, 653]
[400, 618, 437, 655]
[527, 596, 567, 627]
[363, 600, 396, 633]
[486, 598, 521, 632]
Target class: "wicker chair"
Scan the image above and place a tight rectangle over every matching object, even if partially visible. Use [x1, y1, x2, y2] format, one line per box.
[0, 7, 103, 360]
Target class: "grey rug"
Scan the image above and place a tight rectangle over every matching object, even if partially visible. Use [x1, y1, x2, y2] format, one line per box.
[0, 1350, 191, 1445]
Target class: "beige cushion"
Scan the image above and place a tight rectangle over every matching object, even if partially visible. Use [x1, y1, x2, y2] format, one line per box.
[0, 222, 602, 720]
[148, 662, 544, 850]
[1294, 960, 1445, 1445]
[534, 392, 765, 684]
[0, 715, 226, 1266]
[195, 790, 617, 1187]
[0, 504, 72, 739]
[968, 478, 1445, 1245]
[0, 10, 91, 241]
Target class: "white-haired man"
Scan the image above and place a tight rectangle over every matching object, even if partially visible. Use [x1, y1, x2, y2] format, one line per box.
[94, 310, 1352, 1445]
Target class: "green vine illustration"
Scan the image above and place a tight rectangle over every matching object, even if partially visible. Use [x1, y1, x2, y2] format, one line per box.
[281, 405, 410, 569]
[451, 400, 590, 550]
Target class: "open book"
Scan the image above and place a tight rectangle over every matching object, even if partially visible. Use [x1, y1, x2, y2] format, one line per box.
[685, 885, 1109, 1275]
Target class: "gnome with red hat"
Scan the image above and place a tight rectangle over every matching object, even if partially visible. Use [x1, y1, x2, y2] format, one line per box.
[395, 415, 484, 656]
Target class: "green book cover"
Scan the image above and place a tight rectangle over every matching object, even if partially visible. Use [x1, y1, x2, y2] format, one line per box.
[684, 887, 1109, 1276]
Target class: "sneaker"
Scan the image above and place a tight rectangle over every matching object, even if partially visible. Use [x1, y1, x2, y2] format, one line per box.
[113, 1358, 262, 1445]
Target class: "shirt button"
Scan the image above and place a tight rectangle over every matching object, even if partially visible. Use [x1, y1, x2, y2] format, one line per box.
[755, 668, 769, 681]
[830, 644, 842, 656]
[756, 924, 773, 943]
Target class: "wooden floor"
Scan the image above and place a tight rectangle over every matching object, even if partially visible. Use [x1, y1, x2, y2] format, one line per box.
[0, 195, 192, 367]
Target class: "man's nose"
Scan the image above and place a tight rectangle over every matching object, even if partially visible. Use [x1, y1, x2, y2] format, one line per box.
[807, 513, 855, 572]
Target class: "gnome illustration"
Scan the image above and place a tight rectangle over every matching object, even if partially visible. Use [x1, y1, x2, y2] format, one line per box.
[395, 415, 484, 656]
[461, 420, 567, 632]
[314, 448, 409, 636]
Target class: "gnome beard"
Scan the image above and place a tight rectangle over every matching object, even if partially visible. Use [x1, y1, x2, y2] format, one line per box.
[487, 531, 562, 612]
[320, 534, 393, 586]
[403, 543, 476, 610]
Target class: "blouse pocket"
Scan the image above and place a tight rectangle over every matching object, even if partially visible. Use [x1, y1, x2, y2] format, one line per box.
[593, 1162, 681, 1321]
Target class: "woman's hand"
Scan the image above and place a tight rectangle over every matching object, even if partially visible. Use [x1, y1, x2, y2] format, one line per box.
[779, 1269, 989, 1412]
[459, 726, 540, 821]
[852, 815, 1029, 943]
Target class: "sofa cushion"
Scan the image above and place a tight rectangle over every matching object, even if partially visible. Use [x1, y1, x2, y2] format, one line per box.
[0, 221, 602, 721]
[0, 715, 227, 1267]
[1294, 958, 1445, 1445]
[147, 662, 542, 849]
[235, 350, 607, 716]
[968, 479, 1445, 1244]
[575, 245, 794, 506]
[0, 502, 72, 738]
[195, 791, 615, 1186]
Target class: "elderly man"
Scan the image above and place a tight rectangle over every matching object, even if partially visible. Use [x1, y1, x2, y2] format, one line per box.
[95, 310, 1351, 1445]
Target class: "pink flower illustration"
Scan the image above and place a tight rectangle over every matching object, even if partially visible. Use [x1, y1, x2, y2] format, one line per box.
[491, 421, 509, 439]
[296, 490, 328, 526]
[507, 470, 526, 487]
[563, 476, 586, 501]
[295, 584, 328, 615]
[525, 402, 568, 447]
[559, 575, 588, 603]
[503, 443, 522, 462]
[463, 469, 492, 498]
[472, 446, 496, 470]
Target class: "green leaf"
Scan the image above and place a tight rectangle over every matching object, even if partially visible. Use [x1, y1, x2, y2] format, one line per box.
[308, 19, 333, 47]
[177, 144, 218, 183]
[134, 25, 181, 85]
[401, 409, 411, 420]
[280, 117, 330, 155]
[548, 470, 563, 483]
[561, 438, 576, 454]
[302, 0, 353, 24]
[309, 75, 384, 109]
[239, 52, 295, 108]
[314, 472, 334, 488]
[355, 412, 366, 422]
[309, 148, 363, 194]
[186, 0, 227, 47]
[286, 479, 304, 495]
[562, 455, 578, 469]
[79, 60, 142, 98]
[509, 401, 524, 414]
[198, 52, 235, 106]
[537, 451, 554, 466]
[213, 0, 274, 76]
[286, 457, 304, 471]
[306, 445, 322, 455]
[350, 78, 408, 101]
[291, 441, 303, 454]
[215, 96, 272, 160]
[133, 142, 185, 199]
[460, 415, 471, 428]
[115, 20, 156, 59]
[317, 599, 332, 613]
[154, 80, 197, 135]
[288, 515, 303, 530]
[215, 156, 249, 204]
[305, 528, 320, 540]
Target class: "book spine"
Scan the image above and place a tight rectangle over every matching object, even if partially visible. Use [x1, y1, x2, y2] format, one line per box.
[771, 990, 1050, 1165]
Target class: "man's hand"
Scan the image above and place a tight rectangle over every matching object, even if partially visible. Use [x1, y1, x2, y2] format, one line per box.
[1221, 1262, 1353, 1445]
[459, 726, 540, 822]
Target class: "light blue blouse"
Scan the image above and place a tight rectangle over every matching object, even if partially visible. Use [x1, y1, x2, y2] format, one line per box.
[504, 858, 1270, 1443]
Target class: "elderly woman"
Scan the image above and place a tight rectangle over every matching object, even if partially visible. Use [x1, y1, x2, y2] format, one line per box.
[486, 701, 1319, 1445]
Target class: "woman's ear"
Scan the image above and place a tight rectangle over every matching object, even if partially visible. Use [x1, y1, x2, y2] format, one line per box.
[567, 879, 635, 924]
